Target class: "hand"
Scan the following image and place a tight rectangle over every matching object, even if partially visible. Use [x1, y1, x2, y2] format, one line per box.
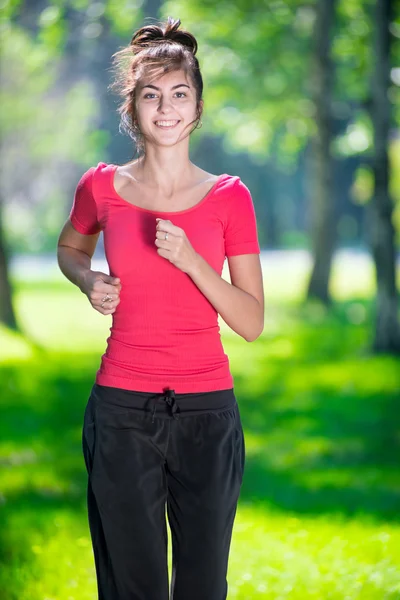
[155, 218, 199, 275]
[80, 270, 122, 315]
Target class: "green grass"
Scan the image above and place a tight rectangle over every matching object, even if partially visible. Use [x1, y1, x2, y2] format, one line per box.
[1, 264, 400, 599]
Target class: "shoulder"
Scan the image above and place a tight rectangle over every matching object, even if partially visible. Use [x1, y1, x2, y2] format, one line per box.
[218, 175, 256, 226]
[192, 167, 239, 191]
[77, 161, 110, 183]
[80, 161, 110, 175]
[77, 162, 114, 197]
[217, 174, 251, 198]
[93, 161, 113, 179]
[112, 162, 138, 190]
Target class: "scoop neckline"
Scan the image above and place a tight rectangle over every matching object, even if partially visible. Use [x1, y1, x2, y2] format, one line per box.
[109, 164, 226, 215]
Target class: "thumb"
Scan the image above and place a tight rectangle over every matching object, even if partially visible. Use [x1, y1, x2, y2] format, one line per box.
[102, 274, 120, 284]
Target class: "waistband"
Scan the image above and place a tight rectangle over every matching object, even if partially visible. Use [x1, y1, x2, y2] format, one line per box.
[92, 383, 236, 422]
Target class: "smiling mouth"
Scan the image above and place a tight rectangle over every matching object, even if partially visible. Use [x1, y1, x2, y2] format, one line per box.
[154, 120, 181, 129]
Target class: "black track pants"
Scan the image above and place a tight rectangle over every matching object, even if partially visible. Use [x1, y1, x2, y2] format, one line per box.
[82, 383, 245, 600]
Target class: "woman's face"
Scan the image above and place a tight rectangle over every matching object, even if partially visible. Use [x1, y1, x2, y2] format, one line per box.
[135, 68, 202, 148]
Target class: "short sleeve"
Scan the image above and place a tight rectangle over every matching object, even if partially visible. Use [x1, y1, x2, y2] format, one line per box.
[224, 179, 261, 257]
[69, 167, 101, 235]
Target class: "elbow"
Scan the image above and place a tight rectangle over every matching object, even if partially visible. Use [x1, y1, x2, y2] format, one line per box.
[245, 300, 265, 342]
[244, 322, 264, 343]
[245, 331, 262, 343]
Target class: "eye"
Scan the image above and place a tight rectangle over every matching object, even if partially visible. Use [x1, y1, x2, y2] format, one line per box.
[143, 93, 157, 99]
[175, 92, 187, 98]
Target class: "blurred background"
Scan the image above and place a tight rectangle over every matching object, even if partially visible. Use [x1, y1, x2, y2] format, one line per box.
[0, 1, 400, 599]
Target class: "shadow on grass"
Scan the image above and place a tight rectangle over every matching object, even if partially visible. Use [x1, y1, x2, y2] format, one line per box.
[236, 379, 400, 521]
[0, 357, 97, 599]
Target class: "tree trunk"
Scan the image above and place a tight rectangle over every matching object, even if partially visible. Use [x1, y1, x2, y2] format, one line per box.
[0, 202, 19, 330]
[306, 0, 337, 304]
[368, 0, 400, 353]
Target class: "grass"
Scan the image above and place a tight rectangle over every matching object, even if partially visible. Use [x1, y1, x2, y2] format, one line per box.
[1, 257, 400, 599]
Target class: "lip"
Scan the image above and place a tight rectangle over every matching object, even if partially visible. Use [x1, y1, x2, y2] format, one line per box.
[154, 120, 181, 130]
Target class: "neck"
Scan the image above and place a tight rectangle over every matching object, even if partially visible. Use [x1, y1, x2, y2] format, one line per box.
[134, 142, 196, 194]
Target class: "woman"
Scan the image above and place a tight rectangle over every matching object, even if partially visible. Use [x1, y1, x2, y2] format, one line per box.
[57, 16, 264, 600]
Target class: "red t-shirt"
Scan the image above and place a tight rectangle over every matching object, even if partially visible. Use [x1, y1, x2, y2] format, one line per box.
[69, 162, 260, 393]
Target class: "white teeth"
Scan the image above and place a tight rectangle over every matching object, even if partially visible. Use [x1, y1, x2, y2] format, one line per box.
[155, 120, 179, 127]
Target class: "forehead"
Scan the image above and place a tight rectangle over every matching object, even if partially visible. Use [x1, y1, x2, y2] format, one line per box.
[140, 68, 190, 89]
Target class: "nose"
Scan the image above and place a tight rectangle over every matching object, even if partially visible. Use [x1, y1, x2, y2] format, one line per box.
[157, 96, 173, 114]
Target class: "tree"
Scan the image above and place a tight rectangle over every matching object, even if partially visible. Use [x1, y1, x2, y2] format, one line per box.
[0, 207, 18, 330]
[368, 0, 400, 352]
[160, 0, 370, 300]
[0, 0, 143, 329]
[306, 0, 337, 304]
[0, 18, 102, 329]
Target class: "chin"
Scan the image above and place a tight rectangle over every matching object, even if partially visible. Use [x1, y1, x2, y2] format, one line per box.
[157, 139, 186, 148]
[153, 132, 188, 146]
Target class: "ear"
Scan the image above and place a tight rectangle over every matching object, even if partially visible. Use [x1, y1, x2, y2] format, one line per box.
[199, 99, 204, 116]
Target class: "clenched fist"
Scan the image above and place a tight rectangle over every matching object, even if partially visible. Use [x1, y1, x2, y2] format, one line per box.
[80, 270, 122, 315]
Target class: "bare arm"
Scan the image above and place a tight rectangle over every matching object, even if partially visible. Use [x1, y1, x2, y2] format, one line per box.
[188, 253, 264, 342]
[57, 219, 121, 314]
[57, 219, 99, 288]
[154, 218, 264, 342]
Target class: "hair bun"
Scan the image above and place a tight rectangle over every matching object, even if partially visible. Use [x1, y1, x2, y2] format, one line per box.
[130, 17, 198, 56]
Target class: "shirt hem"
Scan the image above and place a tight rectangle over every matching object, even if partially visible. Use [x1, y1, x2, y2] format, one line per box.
[225, 243, 260, 256]
[70, 213, 101, 235]
[95, 371, 234, 394]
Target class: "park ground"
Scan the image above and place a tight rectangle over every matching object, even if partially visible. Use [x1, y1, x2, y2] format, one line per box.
[0, 250, 399, 599]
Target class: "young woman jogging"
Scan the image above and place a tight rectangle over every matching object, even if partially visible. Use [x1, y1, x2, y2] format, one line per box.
[57, 16, 264, 600]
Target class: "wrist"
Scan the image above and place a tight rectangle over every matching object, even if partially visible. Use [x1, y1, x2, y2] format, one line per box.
[77, 267, 91, 293]
[188, 252, 202, 279]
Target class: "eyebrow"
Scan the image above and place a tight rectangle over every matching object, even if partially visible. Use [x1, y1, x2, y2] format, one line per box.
[141, 83, 190, 91]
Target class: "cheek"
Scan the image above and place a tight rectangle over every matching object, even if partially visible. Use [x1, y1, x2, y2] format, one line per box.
[136, 104, 153, 123]
[181, 102, 198, 119]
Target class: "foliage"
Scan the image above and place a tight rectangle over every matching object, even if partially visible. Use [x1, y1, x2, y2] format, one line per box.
[0, 0, 144, 254]
[161, 0, 315, 166]
[0, 0, 399, 249]
[0, 21, 105, 252]
[161, 0, 399, 165]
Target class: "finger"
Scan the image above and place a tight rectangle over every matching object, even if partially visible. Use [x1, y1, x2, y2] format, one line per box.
[156, 231, 174, 240]
[90, 290, 116, 306]
[92, 285, 120, 300]
[96, 291, 120, 304]
[156, 247, 173, 261]
[102, 283, 121, 295]
[100, 297, 120, 310]
[99, 299, 113, 311]
[99, 301, 116, 313]
[156, 219, 179, 234]
[99, 293, 117, 302]
[102, 298, 119, 312]
[93, 279, 121, 295]
[101, 275, 120, 285]
[101, 294, 121, 306]
[155, 239, 170, 250]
